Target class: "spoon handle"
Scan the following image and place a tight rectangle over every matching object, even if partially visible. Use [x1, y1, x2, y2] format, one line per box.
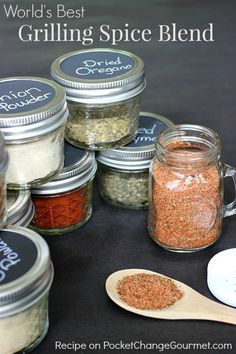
[187, 291, 236, 325]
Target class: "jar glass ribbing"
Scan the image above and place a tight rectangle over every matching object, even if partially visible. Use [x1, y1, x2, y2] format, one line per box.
[31, 178, 94, 235]
[97, 162, 149, 209]
[148, 125, 236, 252]
[30, 143, 97, 235]
[66, 95, 140, 150]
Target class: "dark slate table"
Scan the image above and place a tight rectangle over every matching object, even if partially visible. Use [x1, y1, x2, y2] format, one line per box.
[0, 0, 236, 353]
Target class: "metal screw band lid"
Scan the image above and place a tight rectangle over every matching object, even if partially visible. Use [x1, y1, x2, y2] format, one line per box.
[0, 77, 68, 140]
[0, 226, 53, 318]
[97, 112, 174, 170]
[7, 190, 35, 227]
[31, 142, 97, 194]
[0, 131, 9, 172]
[51, 48, 145, 104]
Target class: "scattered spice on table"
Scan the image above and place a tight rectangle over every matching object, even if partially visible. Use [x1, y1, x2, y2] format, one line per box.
[117, 273, 183, 310]
[148, 142, 221, 250]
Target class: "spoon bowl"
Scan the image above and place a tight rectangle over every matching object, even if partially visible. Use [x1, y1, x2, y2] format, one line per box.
[105, 269, 236, 325]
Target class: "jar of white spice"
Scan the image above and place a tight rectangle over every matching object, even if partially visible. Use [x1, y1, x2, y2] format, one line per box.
[97, 112, 174, 209]
[0, 226, 54, 354]
[0, 77, 68, 189]
[7, 189, 34, 227]
[51, 48, 145, 150]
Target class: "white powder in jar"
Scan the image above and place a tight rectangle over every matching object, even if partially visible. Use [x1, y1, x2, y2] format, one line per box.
[6, 127, 64, 187]
[0, 295, 48, 354]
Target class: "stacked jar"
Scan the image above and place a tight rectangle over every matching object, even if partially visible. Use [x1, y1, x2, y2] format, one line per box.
[42, 48, 146, 228]
[0, 77, 68, 190]
[30, 142, 97, 235]
[0, 77, 68, 351]
[97, 112, 174, 209]
[51, 48, 146, 150]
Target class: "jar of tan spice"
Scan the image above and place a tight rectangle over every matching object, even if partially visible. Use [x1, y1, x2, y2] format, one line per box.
[148, 124, 236, 252]
[51, 48, 145, 150]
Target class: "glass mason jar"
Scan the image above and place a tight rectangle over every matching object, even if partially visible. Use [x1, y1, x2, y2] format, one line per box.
[30, 143, 97, 235]
[51, 48, 145, 150]
[7, 189, 34, 227]
[0, 77, 68, 189]
[148, 124, 236, 252]
[0, 226, 54, 354]
[97, 112, 174, 209]
[0, 131, 9, 228]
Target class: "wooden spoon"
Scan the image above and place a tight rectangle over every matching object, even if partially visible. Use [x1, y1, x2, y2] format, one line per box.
[105, 268, 236, 325]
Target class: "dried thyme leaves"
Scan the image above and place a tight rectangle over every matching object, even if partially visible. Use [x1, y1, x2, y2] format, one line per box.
[117, 273, 183, 310]
[98, 168, 149, 208]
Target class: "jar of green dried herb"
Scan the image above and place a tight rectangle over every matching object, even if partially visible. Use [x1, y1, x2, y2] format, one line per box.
[96, 112, 174, 209]
[51, 48, 145, 150]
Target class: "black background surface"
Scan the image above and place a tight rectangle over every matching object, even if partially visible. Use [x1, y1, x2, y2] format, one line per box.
[1, 0, 236, 353]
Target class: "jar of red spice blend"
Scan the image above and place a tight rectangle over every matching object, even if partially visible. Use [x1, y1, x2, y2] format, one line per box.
[0, 77, 68, 189]
[30, 142, 97, 235]
[148, 124, 236, 252]
[51, 48, 145, 150]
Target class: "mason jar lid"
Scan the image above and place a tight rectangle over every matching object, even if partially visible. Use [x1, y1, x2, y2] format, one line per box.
[97, 112, 174, 170]
[31, 142, 97, 195]
[0, 226, 53, 318]
[7, 190, 35, 227]
[0, 131, 9, 172]
[0, 77, 68, 141]
[51, 48, 145, 104]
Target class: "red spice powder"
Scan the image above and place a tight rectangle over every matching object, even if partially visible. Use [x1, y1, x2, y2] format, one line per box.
[149, 144, 222, 250]
[31, 185, 89, 229]
[117, 273, 183, 310]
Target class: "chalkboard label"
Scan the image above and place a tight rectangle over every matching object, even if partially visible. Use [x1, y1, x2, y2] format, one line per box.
[60, 51, 135, 80]
[0, 230, 38, 285]
[0, 80, 55, 114]
[127, 115, 168, 147]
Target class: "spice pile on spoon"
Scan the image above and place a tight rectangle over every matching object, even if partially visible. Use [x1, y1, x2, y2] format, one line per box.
[117, 273, 183, 310]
